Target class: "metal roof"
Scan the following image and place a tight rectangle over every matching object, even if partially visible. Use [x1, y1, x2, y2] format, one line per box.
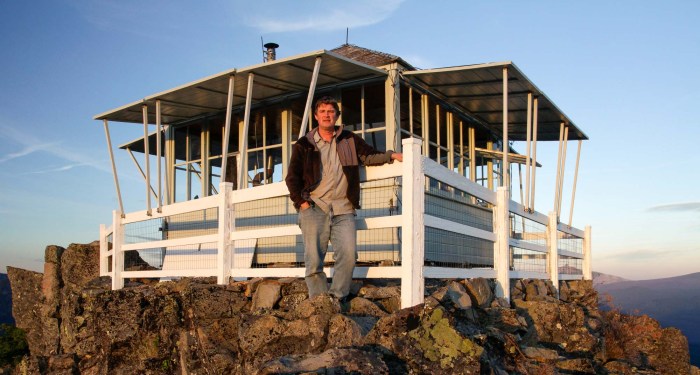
[94, 49, 388, 124]
[402, 62, 587, 141]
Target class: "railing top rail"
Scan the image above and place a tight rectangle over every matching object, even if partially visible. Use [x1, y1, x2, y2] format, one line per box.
[557, 223, 585, 238]
[508, 200, 549, 225]
[230, 181, 289, 204]
[121, 194, 219, 224]
[422, 156, 497, 204]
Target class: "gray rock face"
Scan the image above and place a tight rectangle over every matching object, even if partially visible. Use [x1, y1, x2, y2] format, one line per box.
[6, 244, 697, 374]
[462, 277, 494, 308]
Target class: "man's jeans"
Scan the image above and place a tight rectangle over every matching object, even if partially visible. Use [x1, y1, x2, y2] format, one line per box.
[299, 206, 356, 299]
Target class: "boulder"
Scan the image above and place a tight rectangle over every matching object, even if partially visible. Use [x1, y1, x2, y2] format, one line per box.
[250, 280, 281, 311]
[462, 277, 494, 308]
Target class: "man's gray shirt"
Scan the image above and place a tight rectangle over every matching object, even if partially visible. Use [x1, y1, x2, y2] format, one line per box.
[309, 129, 355, 216]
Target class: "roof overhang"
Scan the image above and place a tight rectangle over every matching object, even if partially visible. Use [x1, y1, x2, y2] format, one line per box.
[94, 50, 388, 125]
[403, 62, 587, 141]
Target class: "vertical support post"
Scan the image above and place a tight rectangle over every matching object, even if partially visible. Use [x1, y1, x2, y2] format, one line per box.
[529, 98, 539, 211]
[568, 140, 582, 226]
[221, 74, 236, 184]
[557, 126, 569, 218]
[502, 66, 509, 189]
[142, 105, 152, 215]
[217, 182, 234, 284]
[458, 120, 464, 176]
[468, 127, 476, 182]
[524, 92, 533, 210]
[408, 87, 414, 134]
[103, 120, 125, 216]
[553, 122, 564, 220]
[487, 141, 494, 190]
[436, 105, 441, 165]
[282, 109, 290, 177]
[360, 84, 365, 138]
[111, 210, 124, 290]
[583, 225, 592, 280]
[548, 212, 560, 295]
[494, 187, 510, 300]
[156, 100, 163, 212]
[385, 63, 401, 151]
[421, 95, 429, 155]
[298, 56, 323, 139]
[239, 73, 255, 190]
[401, 138, 424, 308]
[165, 125, 174, 204]
[447, 113, 454, 171]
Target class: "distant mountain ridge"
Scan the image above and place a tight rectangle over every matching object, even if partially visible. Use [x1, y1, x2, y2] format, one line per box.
[0, 272, 14, 324]
[595, 271, 700, 366]
[592, 271, 628, 286]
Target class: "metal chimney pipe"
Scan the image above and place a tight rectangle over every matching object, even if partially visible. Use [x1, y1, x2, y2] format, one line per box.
[264, 42, 279, 61]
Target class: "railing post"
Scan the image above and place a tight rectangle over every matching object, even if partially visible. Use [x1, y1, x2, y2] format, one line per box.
[111, 210, 124, 290]
[401, 138, 424, 308]
[494, 187, 510, 300]
[217, 182, 234, 284]
[583, 225, 592, 280]
[548, 212, 560, 294]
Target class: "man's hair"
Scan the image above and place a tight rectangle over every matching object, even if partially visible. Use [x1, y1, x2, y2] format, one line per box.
[314, 96, 341, 116]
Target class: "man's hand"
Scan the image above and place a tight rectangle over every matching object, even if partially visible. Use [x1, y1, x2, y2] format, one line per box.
[391, 153, 403, 162]
[300, 202, 311, 211]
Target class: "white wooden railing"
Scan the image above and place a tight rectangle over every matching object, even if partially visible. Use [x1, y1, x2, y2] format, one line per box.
[100, 138, 591, 307]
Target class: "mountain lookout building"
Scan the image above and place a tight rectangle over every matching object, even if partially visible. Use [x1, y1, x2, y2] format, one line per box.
[96, 44, 591, 308]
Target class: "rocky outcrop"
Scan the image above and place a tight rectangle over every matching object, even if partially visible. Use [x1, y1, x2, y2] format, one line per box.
[7, 243, 699, 374]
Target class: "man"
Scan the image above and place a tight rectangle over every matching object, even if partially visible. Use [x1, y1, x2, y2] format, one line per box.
[286, 96, 403, 300]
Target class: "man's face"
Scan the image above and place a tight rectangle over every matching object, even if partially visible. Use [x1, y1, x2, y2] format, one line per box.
[314, 103, 339, 131]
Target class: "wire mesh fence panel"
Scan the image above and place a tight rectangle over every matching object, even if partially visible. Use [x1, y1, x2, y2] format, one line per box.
[358, 178, 402, 218]
[250, 235, 304, 267]
[559, 256, 583, 275]
[123, 208, 218, 244]
[558, 231, 583, 254]
[357, 227, 401, 265]
[107, 255, 112, 272]
[510, 214, 547, 247]
[425, 177, 493, 231]
[425, 227, 494, 268]
[237, 179, 403, 268]
[234, 196, 297, 230]
[510, 247, 547, 273]
[106, 233, 113, 251]
[124, 242, 218, 271]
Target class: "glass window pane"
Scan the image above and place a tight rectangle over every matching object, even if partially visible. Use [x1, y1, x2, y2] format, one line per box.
[264, 107, 282, 146]
[188, 123, 202, 160]
[428, 98, 437, 144]
[174, 166, 187, 202]
[341, 86, 362, 132]
[189, 163, 203, 199]
[364, 83, 385, 130]
[248, 111, 264, 149]
[365, 130, 386, 151]
[267, 146, 283, 183]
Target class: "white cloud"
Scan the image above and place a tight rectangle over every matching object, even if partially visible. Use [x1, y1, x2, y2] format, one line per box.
[647, 202, 700, 212]
[23, 163, 91, 175]
[0, 124, 110, 173]
[0, 142, 58, 163]
[247, 0, 405, 33]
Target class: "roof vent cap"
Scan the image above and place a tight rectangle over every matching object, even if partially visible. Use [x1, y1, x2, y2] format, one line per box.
[264, 42, 279, 62]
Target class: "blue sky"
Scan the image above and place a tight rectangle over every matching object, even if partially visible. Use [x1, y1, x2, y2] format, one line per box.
[1, 0, 698, 280]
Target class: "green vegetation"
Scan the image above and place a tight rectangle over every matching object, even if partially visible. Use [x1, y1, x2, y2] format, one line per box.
[0, 324, 28, 367]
